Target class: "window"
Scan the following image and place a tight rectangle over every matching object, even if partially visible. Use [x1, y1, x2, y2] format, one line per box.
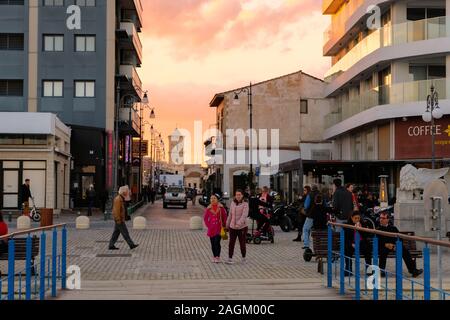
[75, 0, 95, 6]
[0, 80, 23, 96]
[75, 35, 96, 52]
[0, 135, 47, 145]
[44, 35, 63, 52]
[43, 80, 63, 97]
[0, 0, 24, 4]
[0, 33, 24, 50]
[300, 100, 308, 114]
[44, 0, 63, 6]
[75, 81, 95, 97]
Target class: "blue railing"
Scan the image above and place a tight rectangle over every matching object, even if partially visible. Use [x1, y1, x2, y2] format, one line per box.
[326, 222, 450, 300]
[0, 224, 67, 301]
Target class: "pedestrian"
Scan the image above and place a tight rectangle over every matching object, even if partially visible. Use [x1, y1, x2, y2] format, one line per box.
[344, 211, 372, 276]
[302, 192, 324, 249]
[86, 184, 96, 216]
[203, 194, 228, 263]
[149, 187, 155, 204]
[377, 212, 423, 278]
[100, 189, 108, 213]
[108, 186, 139, 250]
[226, 190, 249, 264]
[192, 188, 197, 205]
[0, 211, 8, 256]
[312, 194, 328, 231]
[293, 186, 311, 242]
[332, 179, 353, 232]
[19, 179, 32, 212]
[346, 183, 359, 212]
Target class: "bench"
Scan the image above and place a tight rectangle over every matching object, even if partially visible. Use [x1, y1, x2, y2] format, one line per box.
[311, 230, 422, 274]
[0, 236, 40, 277]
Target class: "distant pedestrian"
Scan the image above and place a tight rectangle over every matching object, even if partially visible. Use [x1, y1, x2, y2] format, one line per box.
[100, 189, 108, 213]
[0, 211, 8, 256]
[332, 179, 353, 231]
[293, 186, 311, 242]
[346, 183, 359, 212]
[86, 184, 96, 216]
[19, 179, 32, 212]
[108, 186, 139, 250]
[192, 188, 197, 205]
[150, 187, 156, 204]
[203, 194, 227, 263]
[226, 190, 249, 264]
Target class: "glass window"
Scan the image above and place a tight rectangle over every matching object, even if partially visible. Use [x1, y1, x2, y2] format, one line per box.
[300, 100, 308, 114]
[43, 81, 63, 97]
[76, 0, 95, 6]
[75, 81, 95, 97]
[0, 135, 23, 144]
[0, 80, 23, 96]
[44, 35, 63, 52]
[428, 65, 446, 79]
[0, 33, 24, 50]
[24, 136, 47, 145]
[44, 0, 63, 6]
[0, 0, 25, 4]
[75, 35, 95, 52]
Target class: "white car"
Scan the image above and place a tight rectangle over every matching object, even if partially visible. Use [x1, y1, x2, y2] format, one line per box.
[163, 186, 188, 209]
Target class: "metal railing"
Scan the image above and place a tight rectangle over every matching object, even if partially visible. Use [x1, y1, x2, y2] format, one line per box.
[127, 200, 144, 216]
[326, 222, 450, 300]
[0, 224, 67, 301]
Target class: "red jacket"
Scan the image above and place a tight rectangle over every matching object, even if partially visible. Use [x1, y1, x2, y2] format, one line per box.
[203, 204, 227, 238]
[0, 221, 8, 237]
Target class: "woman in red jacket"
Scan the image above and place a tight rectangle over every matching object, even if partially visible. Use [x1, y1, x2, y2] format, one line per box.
[203, 195, 228, 263]
[0, 211, 9, 256]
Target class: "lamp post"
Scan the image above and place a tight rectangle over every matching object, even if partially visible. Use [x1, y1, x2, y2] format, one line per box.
[421, 84, 444, 299]
[422, 85, 443, 169]
[233, 83, 254, 192]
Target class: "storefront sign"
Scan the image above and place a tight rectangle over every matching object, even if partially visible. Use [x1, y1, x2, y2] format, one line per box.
[132, 140, 148, 156]
[395, 116, 450, 160]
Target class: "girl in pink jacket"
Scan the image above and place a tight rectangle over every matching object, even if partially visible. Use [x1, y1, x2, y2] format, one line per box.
[203, 195, 228, 263]
[225, 190, 249, 264]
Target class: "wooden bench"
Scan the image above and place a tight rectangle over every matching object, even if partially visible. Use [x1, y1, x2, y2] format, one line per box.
[311, 230, 422, 274]
[0, 236, 40, 277]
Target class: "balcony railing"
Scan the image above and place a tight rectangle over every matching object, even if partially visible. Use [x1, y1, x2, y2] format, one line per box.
[119, 22, 143, 63]
[119, 65, 142, 93]
[325, 78, 449, 128]
[119, 106, 140, 136]
[325, 16, 448, 82]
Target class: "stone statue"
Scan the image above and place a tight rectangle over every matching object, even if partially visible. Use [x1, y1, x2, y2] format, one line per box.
[400, 164, 449, 191]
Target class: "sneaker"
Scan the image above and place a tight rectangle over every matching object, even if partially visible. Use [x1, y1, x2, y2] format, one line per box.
[241, 257, 247, 264]
[292, 237, 302, 242]
[411, 269, 423, 278]
[215, 257, 221, 263]
[211, 257, 216, 263]
[225, 258, 234, 265]
[130, 244, 139, 250]
[108, 246, 119, 250]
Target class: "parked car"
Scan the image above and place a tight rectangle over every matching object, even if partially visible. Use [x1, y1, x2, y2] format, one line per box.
[163, 186, 188, 209]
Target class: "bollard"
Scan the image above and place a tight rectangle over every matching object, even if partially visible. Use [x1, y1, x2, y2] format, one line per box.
[76, 216, 90, 229]
[133, 216, 147, 230]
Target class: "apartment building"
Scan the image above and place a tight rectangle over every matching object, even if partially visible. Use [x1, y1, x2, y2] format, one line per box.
[0, 0, 143, 209]
[322, 0, 450, 195]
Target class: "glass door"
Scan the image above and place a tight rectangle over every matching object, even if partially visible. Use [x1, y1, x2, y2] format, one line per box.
[3, 170, 19, 209]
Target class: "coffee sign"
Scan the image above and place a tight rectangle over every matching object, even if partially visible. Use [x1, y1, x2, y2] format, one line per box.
[395, 116, 450, 159]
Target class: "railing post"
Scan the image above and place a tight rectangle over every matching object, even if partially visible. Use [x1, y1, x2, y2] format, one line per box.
[355, 231, 361, 300]
[395, 238, 403, 300]
[373, 235, 379, 301]
[340, 227, 345, 295]
[423, 245, 431, 300]
[25, 234, 32, 300]
[327, 224, 332, 288]
[7, 238, 15, 301]
[61, 226, 67, 289]
[40, 232, 46, 300]
[51, 228, 57, 297]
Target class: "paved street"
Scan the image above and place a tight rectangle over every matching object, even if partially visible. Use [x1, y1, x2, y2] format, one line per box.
[52, 201, 346, 300]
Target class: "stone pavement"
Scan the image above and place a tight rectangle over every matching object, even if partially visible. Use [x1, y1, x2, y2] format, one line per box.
[52, 201, 347, 300]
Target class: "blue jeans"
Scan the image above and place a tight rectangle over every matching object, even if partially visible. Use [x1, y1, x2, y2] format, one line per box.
[302, 217, 314, 248]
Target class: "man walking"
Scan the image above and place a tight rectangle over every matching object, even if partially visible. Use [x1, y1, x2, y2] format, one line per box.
[86, 184, 96, 217]
[192, 187, 197, 205]
[109, 186, 139, 250]
[19, 179, 32, 213]
[332, 179, 353, 232]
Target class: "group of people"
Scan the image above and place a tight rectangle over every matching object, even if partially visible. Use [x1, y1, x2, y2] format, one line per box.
[294, 178, 422, 278]
[142, 185, 157, 205]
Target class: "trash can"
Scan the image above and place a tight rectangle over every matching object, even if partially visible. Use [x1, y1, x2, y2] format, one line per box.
[40, 208, 54, 227]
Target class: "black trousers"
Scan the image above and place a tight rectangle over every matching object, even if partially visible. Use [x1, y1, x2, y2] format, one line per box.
[210, 235, 222, 258]
[0, 240, 8, 256]
[379, 246, 416, 273]
[345, 241, 372, 273]
[109, 222, 135, 248]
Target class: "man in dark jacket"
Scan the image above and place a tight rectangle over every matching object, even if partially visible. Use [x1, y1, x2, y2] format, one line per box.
[377, 212, 423, 278]
[332, 179, 353, 231]
[19, 179, 32, 211]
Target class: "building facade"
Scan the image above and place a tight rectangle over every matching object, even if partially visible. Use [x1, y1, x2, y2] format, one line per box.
[0, 0, 144, 208]
[322, 0, 450, 197]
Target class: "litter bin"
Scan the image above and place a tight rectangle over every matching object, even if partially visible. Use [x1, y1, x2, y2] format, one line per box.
[40, 208, 53, 227]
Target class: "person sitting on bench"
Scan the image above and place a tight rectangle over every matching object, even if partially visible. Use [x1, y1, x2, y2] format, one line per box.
[377, 212, 423, 278]
[0, 211, 8, 256]
[344, 211, 372, 276]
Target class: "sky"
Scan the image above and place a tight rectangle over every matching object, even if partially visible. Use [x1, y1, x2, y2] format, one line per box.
[139, 0, 331, 164]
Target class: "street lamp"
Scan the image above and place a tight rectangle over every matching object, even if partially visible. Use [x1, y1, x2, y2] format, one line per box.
[233, 82, 254, 192]
[422, 85, 443, 170]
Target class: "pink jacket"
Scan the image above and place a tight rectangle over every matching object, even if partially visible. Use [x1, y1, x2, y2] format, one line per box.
[227, 201, 249, 230]
[203, 204, 227, 237]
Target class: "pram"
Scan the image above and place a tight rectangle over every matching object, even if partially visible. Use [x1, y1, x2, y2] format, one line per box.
[246, 196, 275, 244]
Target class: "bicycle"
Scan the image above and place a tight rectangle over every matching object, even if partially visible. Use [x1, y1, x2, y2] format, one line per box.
[23, 197, 41, 222]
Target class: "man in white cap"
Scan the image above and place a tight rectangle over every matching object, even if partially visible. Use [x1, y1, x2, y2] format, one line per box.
[108, 186, 138, 250]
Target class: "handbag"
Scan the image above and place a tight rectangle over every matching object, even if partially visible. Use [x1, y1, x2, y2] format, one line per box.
[218, 208, 228, 240]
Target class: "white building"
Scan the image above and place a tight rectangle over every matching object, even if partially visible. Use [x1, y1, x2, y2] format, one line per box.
[0, 112, 71, 212]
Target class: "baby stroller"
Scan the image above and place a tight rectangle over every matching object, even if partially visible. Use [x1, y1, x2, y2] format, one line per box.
[246, 196, 275, 245]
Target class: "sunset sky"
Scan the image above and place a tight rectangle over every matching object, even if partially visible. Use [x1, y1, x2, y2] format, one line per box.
[139, 0, 331, 164]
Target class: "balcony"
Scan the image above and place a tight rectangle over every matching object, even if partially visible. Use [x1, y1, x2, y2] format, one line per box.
[119, 64, 142, 94]
[325, 78, 449, 129]
[119, 106, 140, 137]
[118, 22, 143, 65]
[325, 16, 448, 83]
[322, 0, 347, 15]
[120, 0, 143, 28]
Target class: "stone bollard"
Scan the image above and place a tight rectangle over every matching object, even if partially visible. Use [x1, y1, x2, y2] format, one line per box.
[190, 216, 203, 230]
[133, 216, 147, 230]
[17, 216, 31, 230]
[76, 216, 90, 230]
